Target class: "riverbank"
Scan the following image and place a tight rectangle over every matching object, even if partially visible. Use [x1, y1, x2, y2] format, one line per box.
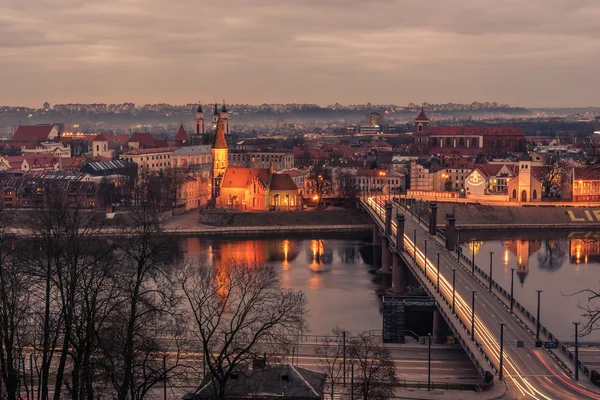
[162, 208, 374, 237]
[423, 203, 600, 230]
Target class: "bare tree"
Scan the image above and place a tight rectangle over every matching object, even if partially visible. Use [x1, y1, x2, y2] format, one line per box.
[338, 172, 359, 207]
[308, 165, 332, 208]
[103, 201, 182, 400]
[349, 332, 397, 400]
[177, 260, 307, 400]
[314, 327, 345, 400]
[0, 206, 34, 400]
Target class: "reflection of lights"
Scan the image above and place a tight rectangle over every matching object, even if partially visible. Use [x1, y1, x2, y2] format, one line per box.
[467, 240, 483, 255]
[282, 240, 290, 270]
[503, 248, 509, 266]
[365, 196, 596, 399]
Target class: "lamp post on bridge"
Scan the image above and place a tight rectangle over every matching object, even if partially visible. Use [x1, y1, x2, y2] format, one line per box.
[499, 323, 505, 380]
[413, 229, 417, 263]
[536, 290, 542, 343]
[452, 269, 456, 313]
[471, 239, 476, 275]
[436, 253, 441, 292]
[574, 322, 580, 381]
[424, 239, 428, 277]
[489, 252, 494, 293]
[471, 290, 477, 341]
[510, 268, 515, 313]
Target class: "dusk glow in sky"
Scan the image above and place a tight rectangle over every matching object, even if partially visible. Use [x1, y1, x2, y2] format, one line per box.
[2, 0, 599, 107]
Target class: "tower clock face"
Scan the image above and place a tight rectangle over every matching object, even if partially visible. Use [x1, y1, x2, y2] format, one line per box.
[467, 171, 483, 186]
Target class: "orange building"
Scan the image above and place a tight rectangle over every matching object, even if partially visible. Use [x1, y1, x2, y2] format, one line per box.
[212, 113, 300, 210]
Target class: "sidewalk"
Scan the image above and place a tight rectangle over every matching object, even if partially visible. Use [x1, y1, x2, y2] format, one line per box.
[390, 380, 511, 399]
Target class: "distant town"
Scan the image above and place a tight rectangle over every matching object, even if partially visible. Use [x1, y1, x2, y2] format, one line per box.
[0, 100, 599, 214]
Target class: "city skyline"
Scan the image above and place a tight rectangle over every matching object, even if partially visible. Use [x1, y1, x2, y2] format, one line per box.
[1, 0, 599, 108]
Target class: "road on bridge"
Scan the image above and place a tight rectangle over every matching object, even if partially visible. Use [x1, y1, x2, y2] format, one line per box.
[367, 197, 600, 400]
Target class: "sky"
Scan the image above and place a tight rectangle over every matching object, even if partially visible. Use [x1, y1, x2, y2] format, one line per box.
[1, 0, 599, 108]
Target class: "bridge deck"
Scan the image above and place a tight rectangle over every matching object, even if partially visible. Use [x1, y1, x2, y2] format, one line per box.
[362, 198, 600, 400]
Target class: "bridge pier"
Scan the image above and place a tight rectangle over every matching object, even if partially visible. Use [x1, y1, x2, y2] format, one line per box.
[445, 213, 457, 251]
[395, 213, 405, 251]
[372, 226, 381, 245]
[392, 255, 406, 294]
[380, 237, 392, 274]
[433, 309, 444, 343]
[429, 202, 438, 235]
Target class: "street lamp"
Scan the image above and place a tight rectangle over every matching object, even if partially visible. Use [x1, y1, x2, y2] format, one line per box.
[471, 239, 476, 275]
[428, 333, 432, 391]
[510, 268, 515, 313]
[424, 239, 428, 277]
[413, 229, 417, 263]
[452, 269, 457, 313]
[574, 322, 580, 381]
[436, 253, 441, 292]
[489, 252, 494, 293]
[536, 290, 543, 342]
[471, 290, 477, 341]
[499, 323, 506, 380]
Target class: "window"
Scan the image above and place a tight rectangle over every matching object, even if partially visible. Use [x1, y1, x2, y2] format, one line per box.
[418, 123, 423, 132]
[533, 190, 537, 200]
[512, 189, 517, 199]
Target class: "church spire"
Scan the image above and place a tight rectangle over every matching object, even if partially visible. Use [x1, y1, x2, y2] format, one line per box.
[213, 114, 228, 150]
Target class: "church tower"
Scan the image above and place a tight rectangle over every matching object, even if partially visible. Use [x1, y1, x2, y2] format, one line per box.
[212, 113, 228, 199]
[414, 106, 430, 134]
[219, 101, 230, 134]
[193, 103, 205, 145]
[517, 153, 532, 202]
[212, 103, 220, 130]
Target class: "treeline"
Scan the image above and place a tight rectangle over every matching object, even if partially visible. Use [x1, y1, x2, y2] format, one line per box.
[0, 185, 306, 400]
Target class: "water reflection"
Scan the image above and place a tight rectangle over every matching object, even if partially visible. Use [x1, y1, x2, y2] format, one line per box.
[461, 232, 600, 341]
[179, 236, 381, 334]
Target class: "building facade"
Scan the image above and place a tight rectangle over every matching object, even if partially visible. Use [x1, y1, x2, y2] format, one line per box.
[229, 151, 294, 171]
[120, 147, 177, 176]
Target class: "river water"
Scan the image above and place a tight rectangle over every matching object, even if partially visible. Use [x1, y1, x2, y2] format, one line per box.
[460, 231, 600, 342]
[180, 236, 384, 335]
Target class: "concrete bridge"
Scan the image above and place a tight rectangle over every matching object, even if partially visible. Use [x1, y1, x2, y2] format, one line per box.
[361, 197, 600, 399]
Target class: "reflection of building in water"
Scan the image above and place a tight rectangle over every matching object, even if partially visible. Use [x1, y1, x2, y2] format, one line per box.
[505, 239, 541, 286]
[570, 239, 600, 264]
[213, 240, 267, 265]
[265, 239, 300, 264]
[466, 240, 484, 256]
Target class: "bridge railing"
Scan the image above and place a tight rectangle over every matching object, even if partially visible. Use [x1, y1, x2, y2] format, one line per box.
[456, 245, 591, 380]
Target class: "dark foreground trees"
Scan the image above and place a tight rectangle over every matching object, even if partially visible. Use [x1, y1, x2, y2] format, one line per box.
[314, 330, 397, 400]
[177, 260, 307, 400]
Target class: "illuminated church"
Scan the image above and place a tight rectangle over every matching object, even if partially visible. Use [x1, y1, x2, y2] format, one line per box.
[204, 105, 301, 211]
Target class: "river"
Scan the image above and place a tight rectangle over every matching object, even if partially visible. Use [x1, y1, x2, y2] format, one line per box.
[460, 231, 600, 342]
[180, 236, 384, 335]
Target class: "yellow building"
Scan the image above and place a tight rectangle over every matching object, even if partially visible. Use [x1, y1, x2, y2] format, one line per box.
[120, 147, 177, 176]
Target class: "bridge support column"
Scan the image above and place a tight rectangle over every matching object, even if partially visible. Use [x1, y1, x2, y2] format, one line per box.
[380, 237, 392, 274]
[392, 254, 406, 294]
[372, 226, 381, 245]
[432, 309, 444, 343]
[429, 202, 438, 235]
[395, 213, 405, 251]
[445, 213, 457, 252]
[385, 201, 393, 236]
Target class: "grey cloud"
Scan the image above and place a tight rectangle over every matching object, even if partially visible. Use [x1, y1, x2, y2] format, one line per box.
[0, 0, 599, 107]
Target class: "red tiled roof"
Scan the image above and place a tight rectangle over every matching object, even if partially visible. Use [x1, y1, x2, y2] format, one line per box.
[573, 167, 600, 181]
[475, 163, 517, 179]
[91, 134, 108, 142]
[128, 132, 156, 148]
[427, 147, 485, 156]
[174, 125, 189, 142]
[11, 125, 54, 143]
[221, 167, 270, 189]
[269, 174, 298, 191]
[154, 139, 169, 148]
[429, 127, 525, 137]
[415, 107, 430, 122]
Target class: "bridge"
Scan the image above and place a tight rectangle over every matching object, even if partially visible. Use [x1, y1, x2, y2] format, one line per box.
[362, 197, 600, 399]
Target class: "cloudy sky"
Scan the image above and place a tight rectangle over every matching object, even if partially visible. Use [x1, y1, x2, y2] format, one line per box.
[2, 0, 599, 107]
